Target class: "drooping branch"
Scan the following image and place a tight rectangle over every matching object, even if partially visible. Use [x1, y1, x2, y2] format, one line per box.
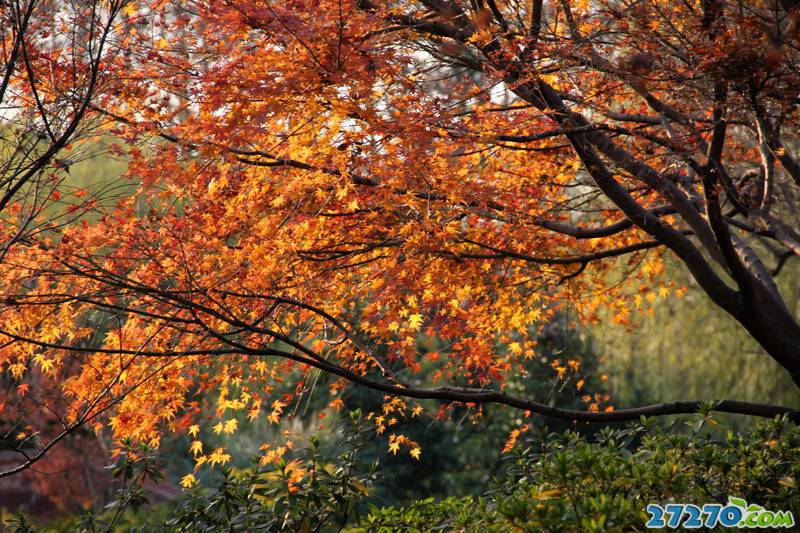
[1, 315, 797, 426]
[95, 106, 688, 247]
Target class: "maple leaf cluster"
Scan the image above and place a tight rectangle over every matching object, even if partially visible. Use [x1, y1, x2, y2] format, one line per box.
[2, 0, 800, 480]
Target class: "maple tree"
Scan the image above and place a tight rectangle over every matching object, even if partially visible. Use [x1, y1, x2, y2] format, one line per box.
[0, 0, 133, 487]
[0, 0, 126, 250]
[2, 0, 800, 481]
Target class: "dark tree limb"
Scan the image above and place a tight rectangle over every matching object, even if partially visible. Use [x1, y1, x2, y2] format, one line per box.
[1, 322, 797, 426]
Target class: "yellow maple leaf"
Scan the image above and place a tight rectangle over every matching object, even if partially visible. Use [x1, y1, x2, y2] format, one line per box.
[223, 418, 238, 434]
[268, 399, 286, 424]
[190, 440, 203, 457]
[180, 473, 197, 488]
[209, 447, 231, 467]
[123, 2, 138, 17]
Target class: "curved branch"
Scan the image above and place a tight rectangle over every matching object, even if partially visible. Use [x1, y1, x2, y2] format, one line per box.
[460, 236, 667, 264]
[2, 322, 797, 425]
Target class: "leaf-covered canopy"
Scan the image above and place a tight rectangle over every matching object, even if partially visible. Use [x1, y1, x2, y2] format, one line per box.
[2, 0, 800, 473]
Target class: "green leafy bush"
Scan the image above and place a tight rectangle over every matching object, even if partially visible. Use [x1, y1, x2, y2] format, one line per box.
[6, 412, 800, 532]
[147, 410, 377, 532]
[367, 414, 800, 532]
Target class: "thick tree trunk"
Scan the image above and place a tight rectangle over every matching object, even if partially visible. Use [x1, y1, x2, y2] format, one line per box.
[736, 290, 800, 389]
[518, 79, 800, 394]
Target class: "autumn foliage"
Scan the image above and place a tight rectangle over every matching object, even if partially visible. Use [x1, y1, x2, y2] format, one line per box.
[2, 0, 800, 482]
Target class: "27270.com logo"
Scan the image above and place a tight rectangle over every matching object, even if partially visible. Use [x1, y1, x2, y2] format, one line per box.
[646, 497, 795, 529]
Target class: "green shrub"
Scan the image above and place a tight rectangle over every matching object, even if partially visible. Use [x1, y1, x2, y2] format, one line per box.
[6, 413, 800, 532]
[365, 414, 800, 532]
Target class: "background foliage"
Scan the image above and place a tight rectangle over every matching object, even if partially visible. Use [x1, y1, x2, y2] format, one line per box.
[7, 411, 799, 532]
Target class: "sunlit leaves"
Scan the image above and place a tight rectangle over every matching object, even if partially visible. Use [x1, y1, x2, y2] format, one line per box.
[6, 0, 790, 483]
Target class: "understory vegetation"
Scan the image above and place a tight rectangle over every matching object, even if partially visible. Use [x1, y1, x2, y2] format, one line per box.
[6, 411, 799, 532]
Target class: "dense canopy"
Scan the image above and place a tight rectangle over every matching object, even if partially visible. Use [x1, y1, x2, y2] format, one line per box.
[2, 0, 800, 476]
